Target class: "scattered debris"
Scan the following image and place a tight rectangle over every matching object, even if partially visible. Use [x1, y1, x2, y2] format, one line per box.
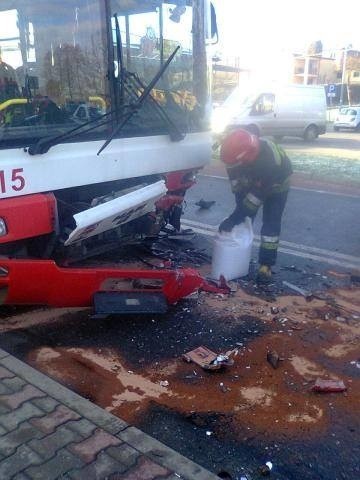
[350, 360, 360, 369]
[259, 461, 273, 476]
[141, 236, 211, 266]
[217, 470, 233, 479]
[281, 265, 303, 272]
[183, 346, 237, 371]
[270, 306, 279, 315]
[267, 350, 280, 369]
[326, 270, 350, 279]
[333, 302, 359, 317]
[312, 379, 347, 393]
[228, 281, 238, 293]
[219, 382, 231, 393]
[289, 323, 303, 331]
[195, 199, 216, 209]
[201, 275, 231, 295]
[350, 274, 360, 284]
[282, 281, 313, 300]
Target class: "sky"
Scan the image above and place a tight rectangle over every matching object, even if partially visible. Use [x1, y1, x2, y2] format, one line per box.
[212, 0, 360, 67]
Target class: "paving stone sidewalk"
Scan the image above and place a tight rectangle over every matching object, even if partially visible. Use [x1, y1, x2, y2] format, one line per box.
[0, 348, 218, 480]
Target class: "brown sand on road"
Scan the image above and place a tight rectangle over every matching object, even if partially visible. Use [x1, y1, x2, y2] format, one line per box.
[20, 284, 360, 442]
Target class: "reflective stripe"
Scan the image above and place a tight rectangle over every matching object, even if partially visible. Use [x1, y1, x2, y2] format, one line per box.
[261, 241, 279, 250]
[261, 235, 279, 243]
[245, 193, 262, 207]
[272, 176, 290, 193]
[264, 139, 284, 166]
[243, 198, 258, 212]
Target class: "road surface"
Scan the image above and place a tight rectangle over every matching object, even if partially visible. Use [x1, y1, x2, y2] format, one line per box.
[183, 175, 360, 266]
[281, 129, 360, 157]
[0, 129, 358, 480]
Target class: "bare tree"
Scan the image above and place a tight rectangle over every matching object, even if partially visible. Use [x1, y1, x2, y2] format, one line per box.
[307, 40, 323, 56]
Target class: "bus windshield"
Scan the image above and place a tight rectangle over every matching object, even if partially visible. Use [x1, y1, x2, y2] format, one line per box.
[0, 0, 209, 150]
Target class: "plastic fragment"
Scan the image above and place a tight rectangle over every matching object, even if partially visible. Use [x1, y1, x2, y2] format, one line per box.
[267, 350, 280, 369]
[259, 463, 272, 476]
[312, 378, 346, 393]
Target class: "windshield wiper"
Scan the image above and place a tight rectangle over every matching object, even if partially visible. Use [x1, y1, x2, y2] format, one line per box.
[27, 107, 133, 155]
[28, 16, 183, 156]
[97, 45, 181, 155]
[112, 13, 184, 144]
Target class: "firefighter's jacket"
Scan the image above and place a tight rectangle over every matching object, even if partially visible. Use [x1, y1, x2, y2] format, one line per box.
[225, 139, 293, 223]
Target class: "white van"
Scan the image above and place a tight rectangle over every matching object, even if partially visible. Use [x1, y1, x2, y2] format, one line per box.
[212, 84, 327, 141]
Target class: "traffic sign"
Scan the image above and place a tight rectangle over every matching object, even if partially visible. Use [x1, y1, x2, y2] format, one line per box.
[327, 84, 336, 98]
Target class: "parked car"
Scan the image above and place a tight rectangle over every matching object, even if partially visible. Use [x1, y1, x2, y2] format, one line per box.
[334, 107, 360, 132]
[212, 84, 327, 141]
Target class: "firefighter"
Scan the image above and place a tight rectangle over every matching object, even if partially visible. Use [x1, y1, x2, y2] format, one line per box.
[219, 128, 293, 283]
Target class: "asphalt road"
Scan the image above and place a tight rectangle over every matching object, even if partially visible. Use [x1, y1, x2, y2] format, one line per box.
[184, 176, 360, 262]
[188, 128, 360, 269]
[0, 128, 358, 480]
[280, 129, 360, 156]
[0, 241, 358, 480]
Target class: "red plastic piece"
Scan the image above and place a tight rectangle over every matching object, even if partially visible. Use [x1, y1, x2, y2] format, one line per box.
[155, 194, 184, 211]
[312, 379, 347, 393]
[200, 275, 231, 295]
[165, 170, 196, 192]
[0, 193, 56, 243]
[0, 259, 204, 307]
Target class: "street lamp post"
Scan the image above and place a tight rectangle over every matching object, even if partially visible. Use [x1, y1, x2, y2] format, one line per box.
[340, 47, 348, 107]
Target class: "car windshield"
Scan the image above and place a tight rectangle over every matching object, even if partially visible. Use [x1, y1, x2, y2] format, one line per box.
[222, 88, 257, 109]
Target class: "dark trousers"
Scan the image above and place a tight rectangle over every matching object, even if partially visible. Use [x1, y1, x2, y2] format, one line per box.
[259, 189, 288, 266]
[235, 189, 289, 267]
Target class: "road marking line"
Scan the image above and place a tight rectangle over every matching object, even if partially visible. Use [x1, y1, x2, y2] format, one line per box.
[181, 219, 360, 271]
[198, 174, 360, 199]
[182, 218, 360, 263]
[291, 186, 360, 199]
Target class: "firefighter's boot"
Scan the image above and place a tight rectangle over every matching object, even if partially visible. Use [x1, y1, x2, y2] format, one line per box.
[256, 265, 272, 284]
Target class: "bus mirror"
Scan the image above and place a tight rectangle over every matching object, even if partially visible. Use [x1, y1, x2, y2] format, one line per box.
[205, 3, 218, 45]
[210, 3, 218, 42]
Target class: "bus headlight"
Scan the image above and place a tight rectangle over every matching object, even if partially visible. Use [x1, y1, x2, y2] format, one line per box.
[0, 219, 7, 237]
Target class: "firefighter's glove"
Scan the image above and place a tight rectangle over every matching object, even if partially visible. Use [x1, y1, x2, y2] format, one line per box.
[219, 217, 236, 233]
